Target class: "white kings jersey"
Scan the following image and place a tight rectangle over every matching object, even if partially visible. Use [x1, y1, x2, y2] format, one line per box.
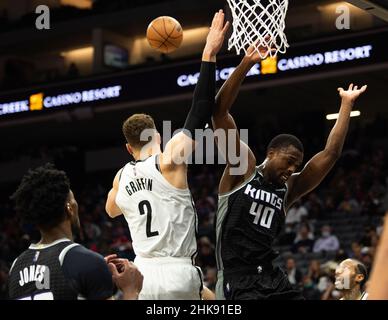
[115, 154, 198, 259]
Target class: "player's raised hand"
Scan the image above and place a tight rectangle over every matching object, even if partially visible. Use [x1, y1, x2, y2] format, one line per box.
[338, 83, 367, 103]
[203, 9, 230, 61]
[108, 259, 144, 300]
[243, 37, 277, 64]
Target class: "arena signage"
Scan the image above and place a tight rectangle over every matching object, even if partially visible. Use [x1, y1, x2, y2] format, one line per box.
[0, 85, 122, 116]
[0, 30, 386, 119]
[176, 44, 374, 87]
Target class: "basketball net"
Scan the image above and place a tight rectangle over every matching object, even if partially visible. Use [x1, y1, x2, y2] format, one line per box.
[226, 0, 289, 59]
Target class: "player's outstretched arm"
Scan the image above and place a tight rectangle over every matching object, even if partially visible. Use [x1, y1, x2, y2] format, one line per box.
[368, 212, 388, 299]
[160, 10, 229, 174]
[212, 44, 271, 193]
[286, 84, 367, 209]
[105, 169, 123, 218]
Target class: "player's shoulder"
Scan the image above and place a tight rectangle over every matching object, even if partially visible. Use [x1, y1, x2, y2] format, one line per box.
[61, 244, 109, 281]
[61, 244, 113, 300]
[9, 249, 31, 273]
[61, 243, 105, 267]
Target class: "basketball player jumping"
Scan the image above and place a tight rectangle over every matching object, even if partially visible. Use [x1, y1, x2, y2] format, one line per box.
[335, 258, 368, 300]
[8, 164, 143, 300]
[212, 44, 367, 300]
[105, 10, 229, 299]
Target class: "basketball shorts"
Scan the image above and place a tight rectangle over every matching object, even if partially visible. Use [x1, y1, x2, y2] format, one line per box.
[134, 256, 203, 300]
[217, 264, 304, 300]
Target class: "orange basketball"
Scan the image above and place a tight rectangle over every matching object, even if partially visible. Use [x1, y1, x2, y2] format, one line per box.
[146, 16, 183, 54]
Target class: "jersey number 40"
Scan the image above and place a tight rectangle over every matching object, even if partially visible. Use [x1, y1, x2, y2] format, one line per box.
[249, 202, 275, 229]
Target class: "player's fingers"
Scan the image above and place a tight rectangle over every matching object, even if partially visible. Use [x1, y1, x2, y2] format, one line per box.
[216, 10, 224, 29]
[354, 85, 358, 91]
[222, 21, 230, 34]
[348, 83, 353, 90]
[118, 259, 131, 270]
[338, 87, 344, 93]
[360, 85, 367, 92]
[109, 258, 126, 265]
[108, 262, 120, 277]
[211, 12, 218, 28]
[104, 254, 118, 263]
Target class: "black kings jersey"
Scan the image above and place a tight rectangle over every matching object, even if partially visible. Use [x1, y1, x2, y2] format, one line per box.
[216, 166, 288, 272]
[8, 238, 113, 300]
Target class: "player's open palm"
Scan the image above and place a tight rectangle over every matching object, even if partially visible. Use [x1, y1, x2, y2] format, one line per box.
[338, 83, 367, 103]
[204, 9, 230, 57]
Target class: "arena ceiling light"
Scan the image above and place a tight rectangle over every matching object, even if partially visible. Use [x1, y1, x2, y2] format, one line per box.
[61, 0, 93, 9]
[326, 110, 361, 120]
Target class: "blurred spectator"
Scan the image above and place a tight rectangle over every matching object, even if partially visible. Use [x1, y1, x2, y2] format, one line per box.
[198, 215, 215, 243]
[359, 226, 378, 247]
[313, 225, 340, 253]
[285, 200, 308, 225]
[349, 241, 363, 261]
[337, 191, 361, 214]
[203, 267, 217, 292]
[292, 223, 315, 254]
[323, 195, 336, 216]
[304, 193, 323, 220]
[306, 260, 323, 286]
[302, 275, 322, 300]
[361, 252, 374, 275]
[318, 261, 339, 299]
[285, 258, 303, 287]
[196, 236, 216, 269]
[277, 223, 296, 246]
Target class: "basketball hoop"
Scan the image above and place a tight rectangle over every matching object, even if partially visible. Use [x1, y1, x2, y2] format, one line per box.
[226, 0, 289, 59]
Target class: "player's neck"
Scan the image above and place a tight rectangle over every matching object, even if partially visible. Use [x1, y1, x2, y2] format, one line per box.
[39, 223, 73, 245]
[342, 287, 362, 300]
[133, 145, 161, 161]
[261, 160, 272, 184]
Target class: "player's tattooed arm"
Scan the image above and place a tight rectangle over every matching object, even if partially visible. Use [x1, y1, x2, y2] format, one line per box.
[286, 84, 367, 209]
[105, 169, 123, 218]
[368, 212, 388, 299]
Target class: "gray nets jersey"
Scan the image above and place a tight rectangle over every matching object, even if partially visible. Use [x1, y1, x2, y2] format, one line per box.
[115, 155, 198, 259]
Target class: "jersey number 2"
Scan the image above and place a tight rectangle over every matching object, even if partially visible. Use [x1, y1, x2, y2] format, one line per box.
[138, 200, 159, 238]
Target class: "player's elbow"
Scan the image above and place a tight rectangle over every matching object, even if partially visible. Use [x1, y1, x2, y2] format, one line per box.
[105, 198, 121, 218]
[105, 202, 115, 218]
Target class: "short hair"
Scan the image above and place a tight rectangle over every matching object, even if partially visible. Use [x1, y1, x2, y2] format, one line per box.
[10, 163, 70, 230]
[355, 260, 368, 289]
[122, 113, 156, 148]
[267, 134, 304, 154]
